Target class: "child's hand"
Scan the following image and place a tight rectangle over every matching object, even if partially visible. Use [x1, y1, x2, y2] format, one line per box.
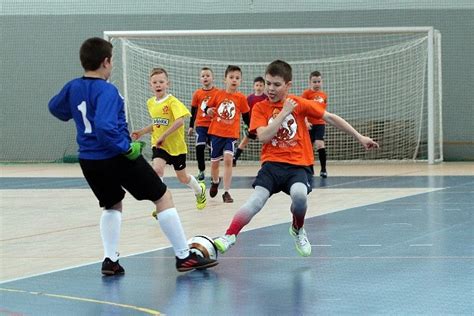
[131, 131, 141, 140]
[187, 127, 194, 136]
[282, 98, 297, 114]
[207, 108, 215, 117]
[360, 136, 379, 150]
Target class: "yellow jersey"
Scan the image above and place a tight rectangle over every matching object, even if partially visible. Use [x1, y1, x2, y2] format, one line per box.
[147, 94, 190, 156]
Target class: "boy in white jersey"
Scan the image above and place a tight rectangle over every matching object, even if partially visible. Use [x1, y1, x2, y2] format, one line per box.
[132, 68, 207, 211]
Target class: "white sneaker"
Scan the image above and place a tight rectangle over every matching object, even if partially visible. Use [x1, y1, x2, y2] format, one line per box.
[213, 235, 236, 254]
[289, 226, 312, 257]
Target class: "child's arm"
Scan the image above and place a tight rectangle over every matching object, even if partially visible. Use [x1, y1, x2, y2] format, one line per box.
[188, 106, 198, 136]
[257, 98, 297, 143]
[156, 117, 185, 147]
[48, 87, 72, 121]
[323, 112, 379, 150]
[131, 124, 153, 140]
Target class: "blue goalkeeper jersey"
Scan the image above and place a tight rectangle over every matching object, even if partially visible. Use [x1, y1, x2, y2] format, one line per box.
[48, 77, 131, 160]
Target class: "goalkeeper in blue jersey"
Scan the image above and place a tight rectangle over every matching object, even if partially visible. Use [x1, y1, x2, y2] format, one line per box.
[48, 37, 217, 275]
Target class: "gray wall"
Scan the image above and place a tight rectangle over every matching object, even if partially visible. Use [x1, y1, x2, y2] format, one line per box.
[1, 2, 473, 161]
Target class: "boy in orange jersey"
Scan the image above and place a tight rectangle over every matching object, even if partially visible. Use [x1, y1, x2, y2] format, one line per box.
[214, 60, 379, 257]
[187, 67, 219, 181]
[301, 71, 329, 178]
[131, 68, 207, 211]
[233, 76, 268, 166]
[204, 65, 250, 203]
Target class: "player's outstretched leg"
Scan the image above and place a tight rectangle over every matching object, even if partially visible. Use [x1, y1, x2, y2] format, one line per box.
[213, 234, 236, 254]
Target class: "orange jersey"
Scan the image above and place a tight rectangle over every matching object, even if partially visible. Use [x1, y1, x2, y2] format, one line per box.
[250, 95, 325, 166]
[301, 89, 328, 125]
[191, 87, 220, 127]
[207, 89, 250, 138]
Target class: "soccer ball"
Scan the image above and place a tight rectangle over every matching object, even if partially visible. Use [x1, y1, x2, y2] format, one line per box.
[187, 235, 218, 260]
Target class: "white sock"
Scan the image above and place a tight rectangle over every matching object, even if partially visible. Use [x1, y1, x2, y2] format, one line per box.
[157, 208, 190, 259]
[186, 175, 202, 195]
[100, 209, 122, 262]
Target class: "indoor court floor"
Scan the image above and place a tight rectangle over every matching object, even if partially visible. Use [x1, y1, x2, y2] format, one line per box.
[1, 162, 473, 315]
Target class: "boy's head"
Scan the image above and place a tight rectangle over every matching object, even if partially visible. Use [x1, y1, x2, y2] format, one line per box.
[224, 65, 242, 92]
[264, 60, 292, 102]
[200, 67, 214, 88]
[309, 70, 322, 91]
[80, 37, 113, 76]
[253, 76, 265, 96]
[149, 67, 169, 98]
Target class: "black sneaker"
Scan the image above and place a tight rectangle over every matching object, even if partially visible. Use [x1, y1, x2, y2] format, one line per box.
[222, 191, 234, 203]
[320, 171, 328, 178]
[101, 257, 125, 276]
[209, 178, 220, 198]
[176, 252, 218, 272]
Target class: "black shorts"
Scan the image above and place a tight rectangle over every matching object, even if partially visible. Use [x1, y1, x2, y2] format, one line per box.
[309, 124, 325, 143]
[253, 162, 313, 196]
[152, 147, 187, 171]
[80, 155, 167, 209]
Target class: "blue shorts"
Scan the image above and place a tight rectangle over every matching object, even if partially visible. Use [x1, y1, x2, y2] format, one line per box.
[195, 126, 211, 147]
[309, 124, 325, 144]
[253, 162, 313, 196]
[210, 136, 236, 161]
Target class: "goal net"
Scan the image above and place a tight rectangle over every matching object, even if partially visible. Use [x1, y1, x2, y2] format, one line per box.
[104, 28, 442, 164]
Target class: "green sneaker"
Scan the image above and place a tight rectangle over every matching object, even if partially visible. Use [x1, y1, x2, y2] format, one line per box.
[196, 181, 207, 210]
[213, 234, 236, 254]
[289, 226, 311, 257]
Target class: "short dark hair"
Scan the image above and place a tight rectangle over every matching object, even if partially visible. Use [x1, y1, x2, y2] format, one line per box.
[201, 67, 213, 74]
[265, 60, 292, 82]
[79, 37, 113, 71]
[225, 65, 241, 77]
[310, 71, 322, 79]
[150, 67, 168, 78]
[253, 76, 265, 84]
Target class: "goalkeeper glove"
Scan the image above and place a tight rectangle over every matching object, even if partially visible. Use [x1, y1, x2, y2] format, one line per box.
[124, 141, 146, 160]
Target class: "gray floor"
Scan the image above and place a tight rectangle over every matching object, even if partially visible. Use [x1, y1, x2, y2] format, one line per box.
[1, 175, 473, 315]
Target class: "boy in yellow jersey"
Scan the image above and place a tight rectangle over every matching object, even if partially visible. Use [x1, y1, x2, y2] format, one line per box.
[132, 68, 206, 211]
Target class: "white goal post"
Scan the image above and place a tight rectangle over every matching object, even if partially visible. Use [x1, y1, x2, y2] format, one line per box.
[104, 27, 442, 164]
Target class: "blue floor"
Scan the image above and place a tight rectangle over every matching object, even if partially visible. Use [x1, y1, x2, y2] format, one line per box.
[1, 176, 473, 315]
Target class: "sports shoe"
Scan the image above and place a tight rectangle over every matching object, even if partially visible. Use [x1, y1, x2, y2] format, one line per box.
[213, 234, 236, 254]
[197, 171, 205, 182]
[209, 179, 220, 198]
[320, 171, 327, 178]
[196, 182, 207, 210]
[222, 191, 234, 203]
[101, 257, 125, 276]
[289, 226, 312, 257]
[176, 252, 218, 272]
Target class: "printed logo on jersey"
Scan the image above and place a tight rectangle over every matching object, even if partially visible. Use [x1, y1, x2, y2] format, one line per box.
[200, 96, 211, 117]
[153, 117, 169, 127]
[162, 105, 170, 115]
[313, 95, 325, 104]
[216, 99, 236, 124]
[269, 108, 297, 147]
